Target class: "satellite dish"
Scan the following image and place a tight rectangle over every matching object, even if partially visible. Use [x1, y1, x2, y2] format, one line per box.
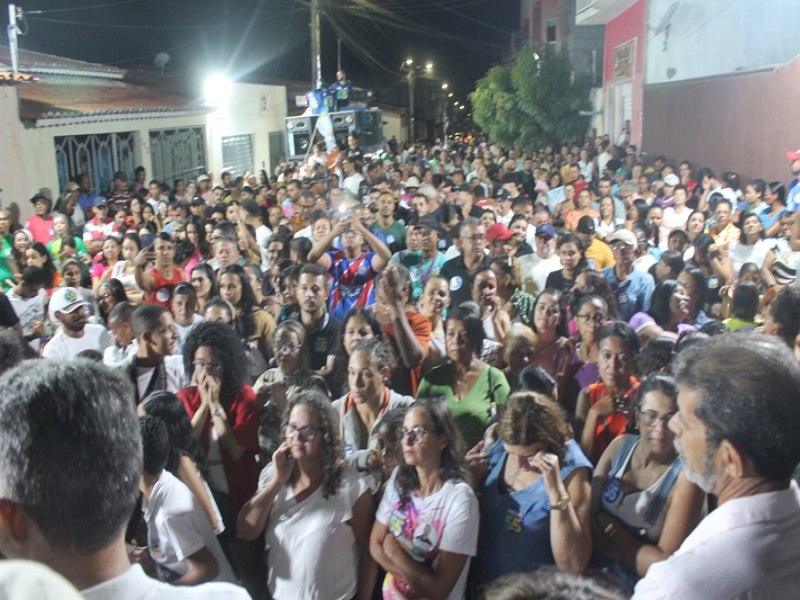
[154, 52, 170, 73]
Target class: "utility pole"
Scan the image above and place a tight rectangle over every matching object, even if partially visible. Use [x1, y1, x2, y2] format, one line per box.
[407, 69, 415, 142]
[7, 4, 20, 74]
[310, 0, 322, 88]
[337, 37, 342, 71]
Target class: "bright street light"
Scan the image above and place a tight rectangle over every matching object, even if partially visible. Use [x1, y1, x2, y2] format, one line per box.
[448, 92, 453, 98]
[441, 82, 449, 90]
[203, 73, 232, 109]
[425, 62, 433, 71]
[405, 58, 413, 65]
[459, 105, 465, 110]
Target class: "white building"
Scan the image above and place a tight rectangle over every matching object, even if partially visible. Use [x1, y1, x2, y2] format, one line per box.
[0, 46, 287, 219]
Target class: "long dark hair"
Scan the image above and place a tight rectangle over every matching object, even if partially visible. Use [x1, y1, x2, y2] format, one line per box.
[30, 242, 57, 287]
[186, 214, 210, 258]
[98, 278, 128, 322]
[183, 321, 248, 406]
[328, 307, 384, 397]
[394, 398, 470, 505]
[648, 279, 681, 327]
[141, 391, 208, 476]
[219, 264, 257, 339]
[191, 262, 219, 300]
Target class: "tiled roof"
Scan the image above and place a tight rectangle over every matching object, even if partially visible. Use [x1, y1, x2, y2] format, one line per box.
[19, 79, 206, 124]
[0, 45, 125, 79]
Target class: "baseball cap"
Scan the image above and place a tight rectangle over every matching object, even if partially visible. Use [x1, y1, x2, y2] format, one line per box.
[49, 287, 88, 321]
[663, 174, 680, 186]
[535, 223, 557, 238]
[787, 149, 800, 161]
[190, 196, 205, 206]
[196, 174, 210, 183]
[608, 229, 638, 247]
[486, 223, 514, 242]
[576, 216, 596, 235]
[30, 192, 49, 204]
[415, 214, 443, 234]
[93, 196, 108, 207]
[494, 188, 512, 201]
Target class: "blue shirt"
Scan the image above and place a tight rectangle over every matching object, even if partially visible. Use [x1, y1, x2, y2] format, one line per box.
[475, 440, 592, 584]
[603, 267, 655, 322]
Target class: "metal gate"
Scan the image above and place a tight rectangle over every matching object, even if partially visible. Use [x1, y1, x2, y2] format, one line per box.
[149, 127, 207, 187]
[55, 131, 138, 195]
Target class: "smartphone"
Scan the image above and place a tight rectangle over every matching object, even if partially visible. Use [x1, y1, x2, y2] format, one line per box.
[140, 233, 156, 250]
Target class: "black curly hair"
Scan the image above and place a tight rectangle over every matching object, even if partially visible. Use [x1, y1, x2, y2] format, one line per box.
[183, 320, 248, 406]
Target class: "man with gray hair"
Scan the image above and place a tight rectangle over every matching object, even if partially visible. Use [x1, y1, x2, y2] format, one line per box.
[633, 334, 800, 598]
[0, 359, 248, 598]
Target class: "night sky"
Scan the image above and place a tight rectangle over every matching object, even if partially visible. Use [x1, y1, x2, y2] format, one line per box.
[13, 0, 519, 102]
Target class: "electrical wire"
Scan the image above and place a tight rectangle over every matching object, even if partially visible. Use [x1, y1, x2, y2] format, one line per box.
[24, 0, 141, 15]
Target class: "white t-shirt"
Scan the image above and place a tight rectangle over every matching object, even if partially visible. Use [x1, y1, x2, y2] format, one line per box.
[142, 471, 235, 584]
[518, 253, 562, 296]
[42, 323, 111, 360]
[376, 470, 479, 600]
[259, 463, 369, 600]
[662, 205, 691, 231]
[6, 289, 47, 351]
[81, 563, 248, 600]
[174, 314, 203, 355]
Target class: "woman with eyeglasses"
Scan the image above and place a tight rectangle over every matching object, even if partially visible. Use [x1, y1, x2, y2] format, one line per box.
[575, 322, 640, 463]
[178, 321, 260, 554]
[332, 338, 414, 488]
[254, 319, 329, 463]
[470, 391, 592, 585]
[96, 278, 128, 325]
[237, 390, 377, 600]
[563, 294, 609, 417]
[416, 305, 510, 449]
[590, 373, 705, 593]
[369, 398, 478, 600]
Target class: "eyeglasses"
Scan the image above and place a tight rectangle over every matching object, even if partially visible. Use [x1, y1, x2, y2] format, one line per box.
[399, 426, 433, 445]
[276, 342, 301, 354]
[638, 409, 676, 428]
[576, 313, 605, 324]
[465, 235, 485, 242]
[193, 359, 221, 371]
[611, 243, 633, 254]
[98, 292, 113, 301]
[285, 423, 321, 442]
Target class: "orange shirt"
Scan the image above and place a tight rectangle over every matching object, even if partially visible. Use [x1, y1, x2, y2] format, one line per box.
[383, 310, 432, 396]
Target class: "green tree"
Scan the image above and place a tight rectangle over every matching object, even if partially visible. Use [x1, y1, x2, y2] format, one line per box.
[470, 44, 591, 149]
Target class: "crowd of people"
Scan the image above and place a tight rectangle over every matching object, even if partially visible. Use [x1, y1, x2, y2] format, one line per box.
[0, 132, 799, 599]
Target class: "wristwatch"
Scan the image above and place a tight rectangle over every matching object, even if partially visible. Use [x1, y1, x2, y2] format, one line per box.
[550, 493, 571, 512]
[212, 407, 226, 418]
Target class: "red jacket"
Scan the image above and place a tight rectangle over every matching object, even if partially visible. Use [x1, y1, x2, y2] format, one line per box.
[178, 385, 260, 517]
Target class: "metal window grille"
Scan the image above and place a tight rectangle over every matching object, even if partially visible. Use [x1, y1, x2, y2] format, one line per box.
[221, 134, 253, 178]
[55, 131, 138, 195]
[149, 127, 207, 187]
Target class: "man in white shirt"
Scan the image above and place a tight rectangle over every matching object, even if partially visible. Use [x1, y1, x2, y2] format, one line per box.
[518, 223, 561, 296]
[633, 334, 800, 599]
[138, 416, 235, 585]
[42, 287, 111, 360]
[341, 156, 365, 198]
[103, 301, 137, 367]
[0, 360, 248, 599]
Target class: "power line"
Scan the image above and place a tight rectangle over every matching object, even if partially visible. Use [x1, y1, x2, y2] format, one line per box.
[25, 0, 141, 15]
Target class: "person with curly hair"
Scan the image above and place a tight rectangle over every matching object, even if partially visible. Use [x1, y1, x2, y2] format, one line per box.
[369, 398, 478, 600]
[178, 321, 260, 546]
[237, 390, 377, 600]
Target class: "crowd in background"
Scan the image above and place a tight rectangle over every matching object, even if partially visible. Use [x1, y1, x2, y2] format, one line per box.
[0, 131, 799, 599]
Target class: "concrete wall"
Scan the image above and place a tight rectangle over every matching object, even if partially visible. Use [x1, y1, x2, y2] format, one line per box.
[206, 81, 288, 177]
[646, 0, 800, 85]
[382, 110, 404, 145]
[0, 80, 287, 221]
[641, 54, 800, 184]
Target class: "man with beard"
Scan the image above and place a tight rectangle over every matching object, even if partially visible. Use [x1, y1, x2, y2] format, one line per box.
[42, 286, 111, 359]
[372, 190, 406, 254]
[633, 334, 800, 598]
[296, 263, 340, 372]
[440, 218, 490, 306]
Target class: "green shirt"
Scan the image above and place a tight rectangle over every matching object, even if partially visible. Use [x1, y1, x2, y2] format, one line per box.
[417, 364, 510, 448]
[0, 237, 14, 291]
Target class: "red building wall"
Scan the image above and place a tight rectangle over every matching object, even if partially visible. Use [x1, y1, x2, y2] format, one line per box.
[641, 55, 800, 184]
[603, 0, 646, 144]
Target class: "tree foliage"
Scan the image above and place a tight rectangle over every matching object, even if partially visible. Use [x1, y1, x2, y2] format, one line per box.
[470, 44, 591, 149]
